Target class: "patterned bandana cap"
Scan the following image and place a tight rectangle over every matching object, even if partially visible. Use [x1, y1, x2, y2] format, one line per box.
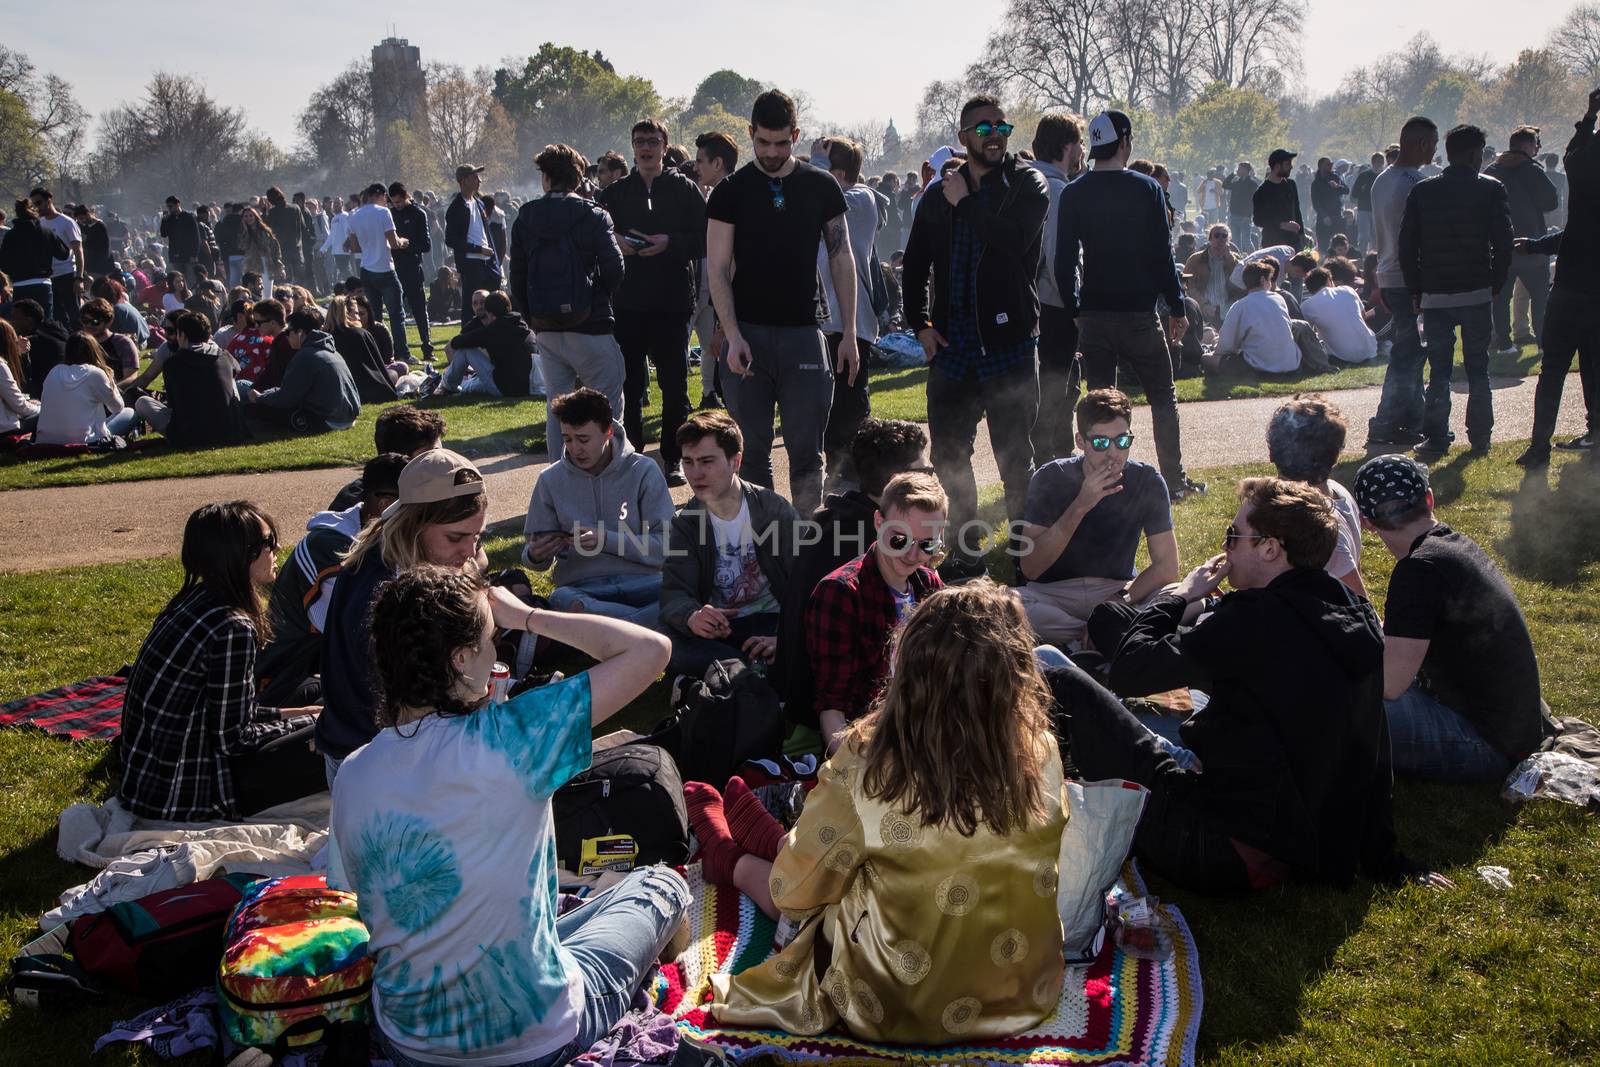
[1353, 454, 1430, 519]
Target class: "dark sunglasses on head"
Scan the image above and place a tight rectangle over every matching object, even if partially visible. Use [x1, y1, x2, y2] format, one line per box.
[768, 178, 786, 212]
[1223, 522, 1270, 548]
[885, 531, 946, 558]
[966, 121, 1014, 138]
[1087, 432, 1135, 452]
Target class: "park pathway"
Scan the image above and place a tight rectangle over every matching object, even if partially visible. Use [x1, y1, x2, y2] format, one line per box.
[0, 375, 1582, 573]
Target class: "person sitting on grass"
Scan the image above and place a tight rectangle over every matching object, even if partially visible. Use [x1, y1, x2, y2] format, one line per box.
[660, 410, 799, 678]
[522, 387, 673, 626]
[1266, 394, 1366, 596]
[329, 405, 445, 510]
[6, 297, 68, 396]
[131, 311, 248, 449]
[1353, 454, 1555, 781]
[331, 566, 683, 1067]
[119, 501, 325, 822]
[694, 580, 1069, 1043]
[1018, 388, 1179, 651]
[227, 297, 282, 385]
[1205, 262, 1304, 375]
[212, 297, 252, 351]
[257, 452, 407, 706]
[80, 298, 139, 381]
[1300, 267, 1378, 365]
[325, 294, 398, 403]
[808, 472, 947, 754]
[0, 318, 41, 435]
[35, 332, 140, 445]
[426, 263, 460, 324]
[1076, 477, 1424, 893]
[245, 308, 361, 433]
[433, 289, 537, 398]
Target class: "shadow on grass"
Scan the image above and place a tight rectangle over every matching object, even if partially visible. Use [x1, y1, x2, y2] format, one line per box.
[1500, 459, 1600, 586]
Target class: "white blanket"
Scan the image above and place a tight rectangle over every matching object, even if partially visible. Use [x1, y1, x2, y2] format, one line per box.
[44, 793, 330, 926]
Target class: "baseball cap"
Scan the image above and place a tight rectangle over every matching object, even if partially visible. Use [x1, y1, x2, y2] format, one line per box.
[927, 145, 961, 174]
[383, 448, 485, 519]
[1352, 454, 1431, 522]
[454, 163, 486, 182]
[1087, 111, 1132, 161]
[1267, 148, 1297, 168]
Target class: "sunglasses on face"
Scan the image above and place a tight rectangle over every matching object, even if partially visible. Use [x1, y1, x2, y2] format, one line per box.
[253, 531, 279, 555]
[1086, 432, 1135, 452]
[965, 121, 1014, 138]
[885, 531, 946, 562]
[1223, 522, 1270, 549]
[768, 178, 786, 212]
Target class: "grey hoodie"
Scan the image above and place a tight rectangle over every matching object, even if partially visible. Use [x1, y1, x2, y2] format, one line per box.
[521, 419, 675, 586]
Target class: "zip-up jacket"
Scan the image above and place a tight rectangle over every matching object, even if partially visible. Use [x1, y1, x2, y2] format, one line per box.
[508, 193, 625, 335]
[598, 169, 707, 313]
[1484, 152, 1561, 238]
[660, 481, 800, 634]
[1399, 164, 1513, 299]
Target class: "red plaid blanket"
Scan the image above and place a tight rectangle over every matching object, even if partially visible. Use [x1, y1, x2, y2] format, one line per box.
[0, 675, 126, 741]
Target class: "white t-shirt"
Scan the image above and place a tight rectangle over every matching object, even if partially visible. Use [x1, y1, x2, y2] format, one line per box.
[1301, 286, 1377, 364]
[43, 213, 81, 276]
[1326, 480, 1362, 581]
[464, 196, 492, 262]
[708, 497, 779, 615]
[347, 203, 398, 273]
[1371, 165, 1425, 288]
[330, 673, 594, 1066]
[1216, 289, 1299, 373]
[162, 292, 184, 313]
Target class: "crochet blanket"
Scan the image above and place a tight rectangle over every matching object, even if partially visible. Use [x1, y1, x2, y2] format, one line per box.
[0, 674, 125, 741]
[654, 862, 1202, 1067]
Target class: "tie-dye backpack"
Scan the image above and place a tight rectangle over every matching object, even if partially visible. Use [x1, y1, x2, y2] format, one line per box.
[216, 875, 373, 1052]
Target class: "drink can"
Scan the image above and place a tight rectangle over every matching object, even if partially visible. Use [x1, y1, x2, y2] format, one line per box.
[490, 662, 511, 704]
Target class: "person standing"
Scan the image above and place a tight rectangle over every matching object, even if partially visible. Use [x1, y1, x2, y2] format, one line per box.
[445, 164, 503, 328]
[600, 118, 707, 487]
[902, 95, 1048, 577]
[1310, 157, 1349, 251]
[33, 188, 83, 329]
[1057, 110, 1203, 505]
[1224, 162, 1261, 252]
[1254, 149, 1306, 252]
[72, 203, 115, 279]
[693, 131, 739, 408]
[158, 195, 201, 286]
[322, 198, 350, 285]
[264, 188, 306, 293]
[1366, 117, 1439, 448]
[214, 203, 244, 289]
[1031, 112, 1086, 463]
[388, 182, 435, 364]
[345, 183, 412, 363]
[1398, 124, 1514, 456]
[1485, 126, 1560, 356]
[706, 89, 858, 515]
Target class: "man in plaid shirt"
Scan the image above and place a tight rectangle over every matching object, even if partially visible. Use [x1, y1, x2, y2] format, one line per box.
[806, 472, 947, 753]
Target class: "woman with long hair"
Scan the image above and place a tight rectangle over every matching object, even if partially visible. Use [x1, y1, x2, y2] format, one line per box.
[698, 580, 1069, 1044]
[426, 263, 460, 323]
[0, 318, 41, 434]
[326, 294, 398, 400]
[238, 208, 282, 292]
[34, 332, 140, 444]
[119, 501, 325, 821]
[331, 567, 679, 1067]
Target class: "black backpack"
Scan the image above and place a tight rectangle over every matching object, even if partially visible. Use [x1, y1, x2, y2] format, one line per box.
[553, 743, 688, 872]
[654, 659, 787, 787]
[522, 198, 596, 332]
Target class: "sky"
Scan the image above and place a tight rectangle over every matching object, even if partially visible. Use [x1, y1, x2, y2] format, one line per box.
[8, 0, 1585, 152]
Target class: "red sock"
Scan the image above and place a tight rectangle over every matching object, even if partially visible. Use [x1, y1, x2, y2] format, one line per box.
[724, 776, 787, 861]
[685, 782, 744, 885]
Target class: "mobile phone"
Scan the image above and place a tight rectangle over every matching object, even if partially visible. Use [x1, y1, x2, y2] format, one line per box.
[622, 234, 649, 251]
[530, 530, 573, 538]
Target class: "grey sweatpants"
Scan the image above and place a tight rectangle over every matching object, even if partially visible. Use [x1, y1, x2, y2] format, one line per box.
[536, 330, 626, 460]
[723, 321, 834, 514]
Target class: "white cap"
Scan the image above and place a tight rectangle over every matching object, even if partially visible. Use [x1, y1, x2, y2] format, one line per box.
[928, 145, 960, 174]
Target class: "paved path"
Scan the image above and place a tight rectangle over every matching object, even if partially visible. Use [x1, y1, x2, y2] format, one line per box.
[0, 374, 1582, 573]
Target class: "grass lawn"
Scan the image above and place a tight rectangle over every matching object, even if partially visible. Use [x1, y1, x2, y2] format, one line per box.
[0, 329, 1542, 491]
[2, 445, 1597, 1063]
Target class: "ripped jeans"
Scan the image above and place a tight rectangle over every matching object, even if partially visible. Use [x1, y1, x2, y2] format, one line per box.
[373, 865, 692, 1067]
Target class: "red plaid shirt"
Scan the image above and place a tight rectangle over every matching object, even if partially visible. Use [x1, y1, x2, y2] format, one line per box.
[806, 545, 942, 721]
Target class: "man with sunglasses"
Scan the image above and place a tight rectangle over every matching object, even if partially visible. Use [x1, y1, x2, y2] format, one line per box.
[903, 94, 1050, 581]
[806, 472, 947, 754]
[1018, 388, 1177, 651]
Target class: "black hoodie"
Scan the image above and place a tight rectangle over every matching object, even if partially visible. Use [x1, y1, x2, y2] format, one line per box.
[1104, 567, 1403, 886]
[450, 310, 536, 396]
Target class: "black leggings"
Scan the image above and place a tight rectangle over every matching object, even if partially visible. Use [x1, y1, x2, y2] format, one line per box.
[232, 723, 330, 814]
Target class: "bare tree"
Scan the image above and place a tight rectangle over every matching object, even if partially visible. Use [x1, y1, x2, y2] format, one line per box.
[978, 0, 1113, 115]
[1147, 0, 1207, 113]
[1198, 0, 1302, 91]
[91, 73, 267, 206]
[0, 46, 87, 179]
[299, 61, 377, 191]
[1102, 0, 1163, 110]
[914, 78, 966, 151]
[1549, 3, 1600, 79]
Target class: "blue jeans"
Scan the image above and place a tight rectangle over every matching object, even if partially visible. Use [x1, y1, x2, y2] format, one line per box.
[1385, 684, 1510, 782]
[105, 409, 141, 438]
[1421, 303, 1493, 447]
[372, 866, 691, 1067]
[1371, 286, 1425, 438]
[360, 268, 408, 360]
[442, 346, 501, 395]
[548, 573, 662, 627]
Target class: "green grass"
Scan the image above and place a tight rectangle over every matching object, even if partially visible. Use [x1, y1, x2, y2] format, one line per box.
[3, 446, 1599, 1062]
[0, 330, 1544, 491]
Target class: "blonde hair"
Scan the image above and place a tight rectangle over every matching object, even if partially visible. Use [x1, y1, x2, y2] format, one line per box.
[878, 471, 947, 517]
[328, 294, 356, 330]
[847, 580, 1051, 837]
[342, 469, 486, 572]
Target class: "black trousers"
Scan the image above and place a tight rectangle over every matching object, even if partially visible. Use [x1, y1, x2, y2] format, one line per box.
[1078, 311, 1187, 486]
[232, 723, 330, 816]
[397, 260, 433, 356]
[822, 334, 873, 491]
[1531, 288, 1600, 449]
[1044, 661, 1253, 895]
[927, 355, 1038, 564]
[616, 308, 691, 468]
[1034, 303, 1081, 464]
[458, 259, 502, 329]
[52, 273, 81, 330]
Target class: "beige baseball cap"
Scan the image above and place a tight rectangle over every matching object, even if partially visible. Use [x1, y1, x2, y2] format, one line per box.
[381, 448, 485, 519]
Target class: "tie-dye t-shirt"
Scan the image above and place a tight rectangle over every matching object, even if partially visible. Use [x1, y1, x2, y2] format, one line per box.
[329, 674, 592, 1065]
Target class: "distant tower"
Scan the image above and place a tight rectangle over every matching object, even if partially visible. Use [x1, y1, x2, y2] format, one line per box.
[371, 36, 426, 162]
[883, 117, 902, 166]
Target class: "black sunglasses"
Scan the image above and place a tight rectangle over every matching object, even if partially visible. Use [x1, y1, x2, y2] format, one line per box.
[1087, 432, 1135, 452]
[1223, 522, 1269, 549]
[884, 531, 946, 559]
[768, 178, 786, 212]
[252, 531, 279, 555]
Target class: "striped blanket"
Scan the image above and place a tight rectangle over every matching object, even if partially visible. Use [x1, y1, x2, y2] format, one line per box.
[653, 861, 1202, 1067]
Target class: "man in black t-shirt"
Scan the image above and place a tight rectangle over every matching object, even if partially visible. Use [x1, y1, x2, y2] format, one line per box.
[1253, 149, 1306, 251]
[1354, 455, 1553, 781]
[705, 89, 858, 515]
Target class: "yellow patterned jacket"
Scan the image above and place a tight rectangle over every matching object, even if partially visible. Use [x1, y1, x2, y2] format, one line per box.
[711, 738, 1068, 1043]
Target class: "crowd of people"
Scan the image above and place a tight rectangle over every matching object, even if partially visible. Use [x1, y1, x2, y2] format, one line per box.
[7, 80, 1593, 1062]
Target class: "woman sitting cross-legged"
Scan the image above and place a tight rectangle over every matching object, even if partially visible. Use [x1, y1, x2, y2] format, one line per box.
[118, 501, 326, 822]
[329, 565, 684, 1067]
[696, 579, 1069, 1044]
